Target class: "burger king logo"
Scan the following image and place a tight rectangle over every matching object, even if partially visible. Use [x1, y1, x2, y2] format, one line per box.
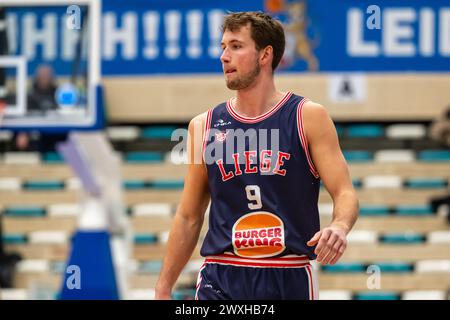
[232, 211, 285, 258]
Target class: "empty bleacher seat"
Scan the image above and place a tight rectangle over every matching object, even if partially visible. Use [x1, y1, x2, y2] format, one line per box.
[158, 231, 170, 243]
[123, 180, 147, 190]
[354, 291, 400, 300]
[23, 180, 65, 191]
[165, 151, 188, 165]
[106, 126, 140, 141]
[139, 261, 162, 273]
[428, 231, 450, 244]
[150, 179, 184, 189]
[172, 289, 196, 300]
[343, 151, 373, 163]
[319, 290, 352, 300]
[359, 205, 390, 216]
[42, 152, 64, 164]
[379, 233, 426, 244]
[125, 152, 164, 163]
[17, 260, 50, 273]
[132, 203, 172, 217]
[66, 178, 81, 190]
[374, 150, 415, 163]
[134, 233, 158, 244]
[28, 231, 68, 245]
[50, 261, 67, 274]
[347, 125, 384, 138]
[405, 178, 447, 189]
[402, 290, 446, 300]
[183, 259, 205, 274]
[419, 150, 450, 162]
[318, 203, 334, 216]
[352, 178, 362, 189]
[3, 233, 27, 245]
[128, 260, 139, 273]
[347, 230, 378, 244]
[141, 126, 178, 139]
[28, 285, 57, 300]
[0, 177, 21, 191]
[48, 203, 79, 217]
[334, 124, 345, 137]
[126, 289, 156, 300]
[0, 289, 28, 300]
[415, 260, 450, 273]
[363, 176, 402, 189]
[4, 152, 41, 165]
[385, 124, 426, 139]
[377, 262, 413, 273]
[4, 206, 46, 217]
[395, 204, 433, 216]
[321, 263, 365, 273]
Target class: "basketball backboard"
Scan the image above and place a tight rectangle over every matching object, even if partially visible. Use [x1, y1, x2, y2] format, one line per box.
[0, 0, 102, 132]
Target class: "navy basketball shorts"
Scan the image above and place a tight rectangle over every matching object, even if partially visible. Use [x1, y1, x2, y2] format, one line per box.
[195, 253, 319, 300]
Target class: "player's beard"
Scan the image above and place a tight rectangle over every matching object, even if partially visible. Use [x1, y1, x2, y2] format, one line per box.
[225, 59, 261, 90]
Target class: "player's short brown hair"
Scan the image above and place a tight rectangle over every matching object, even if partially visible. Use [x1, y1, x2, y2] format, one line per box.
[222, 11, 285, 72]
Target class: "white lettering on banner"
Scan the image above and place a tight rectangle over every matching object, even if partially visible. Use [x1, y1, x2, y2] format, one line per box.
[441, 9, 450, 56]
[164, 11, 181, 59]
[143, 11, 160, 59]
[186, 10, 203, 59]
[347, 7, 450, 57]
[103, 12, 137, 60]
[5, 8, 449, 63]
[62, 18, 79, 60]
[384, 9, 416, 57]
[7, 13, 85, 61]
[208, 10, 225, 58]
[420, 9, 434, 56]
[62, 16, 82, 61]
[348, 8, 380, 56]
[6, 14, 17, 54]
[23, 13, 57, 60]
[7, 9, 225, 61]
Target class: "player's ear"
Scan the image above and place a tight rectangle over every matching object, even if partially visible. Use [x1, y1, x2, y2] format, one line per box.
[260, 45, 273, 67]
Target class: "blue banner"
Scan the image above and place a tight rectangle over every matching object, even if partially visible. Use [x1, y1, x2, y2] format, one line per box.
[6, 0, 450, 75]
[101, 0, 450, 73]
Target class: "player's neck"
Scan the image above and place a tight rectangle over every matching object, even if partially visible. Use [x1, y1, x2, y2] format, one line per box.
[234, 78, 284, 118]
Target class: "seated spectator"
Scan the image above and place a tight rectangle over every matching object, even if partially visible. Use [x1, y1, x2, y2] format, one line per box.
[27, 64, 58, 114]
[13, 64, 67, 152]
[0, 213, 22, 288]
[429, 106, 450, 222]
[430, 106, 450, 147]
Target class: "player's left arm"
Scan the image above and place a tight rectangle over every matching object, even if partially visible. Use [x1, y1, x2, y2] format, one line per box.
[303, 101, 359, 265]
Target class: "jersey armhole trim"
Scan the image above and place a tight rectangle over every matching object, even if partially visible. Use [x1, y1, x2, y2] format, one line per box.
[202, 109, 213, 163]
[296, 98, 320, 179]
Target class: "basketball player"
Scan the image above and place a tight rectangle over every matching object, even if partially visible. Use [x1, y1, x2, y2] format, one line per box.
[155, 12, 359, 300]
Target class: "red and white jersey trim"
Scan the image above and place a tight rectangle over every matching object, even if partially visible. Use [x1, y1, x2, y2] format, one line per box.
[296, 98, 320, 179]
[202, 109, 213, 163]
[226, 91, 293, 124]
[205, 252, 311, 268]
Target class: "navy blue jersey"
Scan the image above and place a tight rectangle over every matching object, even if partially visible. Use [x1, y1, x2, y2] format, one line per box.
[201, 91, 321, 260]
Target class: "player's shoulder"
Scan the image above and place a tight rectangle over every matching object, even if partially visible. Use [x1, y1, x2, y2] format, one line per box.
[190, 111, 209, 126]
[301, 99, 329, 119]
[189, 101, 229, 128]
[187, 112, 209, 138]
